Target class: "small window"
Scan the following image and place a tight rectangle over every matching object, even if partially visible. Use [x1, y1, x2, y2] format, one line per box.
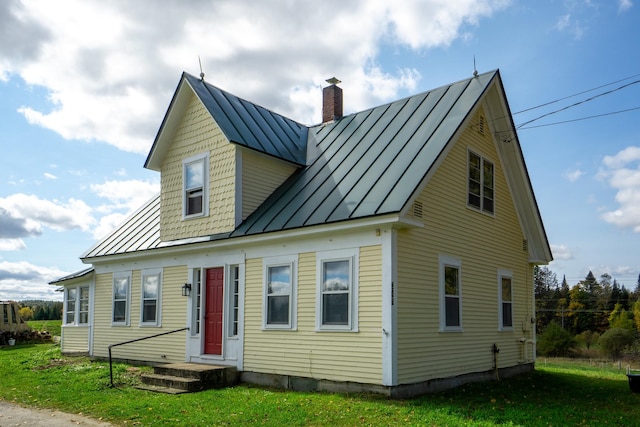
[468, 151, 494, 214]
[439, 255, 462, 331]
[499, 271, 513, 330]
[263, 256, 297, 329]
[183, 154, 209, 218]
[112, 273, 131, 326]
[65, 288, 77, 325]
[141, 270, 162, 326]
[229, 265, 240, 337]
[192, 269, 202, 336]
[316, 249, 358, 332]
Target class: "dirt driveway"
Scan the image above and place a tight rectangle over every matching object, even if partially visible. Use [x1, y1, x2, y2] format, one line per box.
[0, 401, 112, 426]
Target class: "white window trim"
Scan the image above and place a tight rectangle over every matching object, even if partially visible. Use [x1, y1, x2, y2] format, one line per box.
[262, 255, 298, 330]
[467, 149, 495, 216]
[227, 264, 241, 338]
[140, 269, 163, 327]
[112, 272, 131, 326]
[439, 255, 462, 332]
[64, 285, 90, 326]
[498, 269, 514, 331]
[315, 248, 359, 332]
[182, 153, 209, 220]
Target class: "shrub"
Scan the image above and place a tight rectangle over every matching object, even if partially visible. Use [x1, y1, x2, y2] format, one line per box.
[537, 322, 575, 357]
[598, 327, 635, 360]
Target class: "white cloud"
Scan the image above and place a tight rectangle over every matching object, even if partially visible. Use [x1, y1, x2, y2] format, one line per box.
[599, 146, 640, 231]
[43, 172, 57, 180]
[90, 179, 159, 212]
[619, 0, 633, 13]
[0, 261, 67, 301]
[0, 194, 94, 232]
[0, 0, 509, 154]
[0, 239, 27, 251]
[551, 244, 573, 261]
[564, 169, 584, 182]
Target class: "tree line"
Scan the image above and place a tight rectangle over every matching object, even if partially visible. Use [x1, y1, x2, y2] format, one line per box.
[535, 266, 640, 359]
[17, 300, 63, 321]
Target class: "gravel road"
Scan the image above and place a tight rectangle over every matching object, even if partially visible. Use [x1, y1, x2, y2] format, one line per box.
[0, 401, 112, 426]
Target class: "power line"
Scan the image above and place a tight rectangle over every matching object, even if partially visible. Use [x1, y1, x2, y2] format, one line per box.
[513, 72, 640, 115]
[515, 78, 640, 129]
[518, 105, 640, 130]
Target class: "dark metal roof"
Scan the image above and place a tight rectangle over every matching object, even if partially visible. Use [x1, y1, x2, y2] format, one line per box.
[84, 71, 505, 259]
[48, 266, 94, 285]
[82, 195, 161, 259]
[232, 71, 497, 236]
[184, 73, 308, 165]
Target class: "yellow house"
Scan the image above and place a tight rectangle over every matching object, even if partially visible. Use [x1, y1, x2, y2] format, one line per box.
[51, 69, 552, 397]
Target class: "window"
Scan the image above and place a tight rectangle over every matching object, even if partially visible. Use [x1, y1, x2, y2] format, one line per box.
[468, 151, 494, 214]
[112, 273, 131, 326]
[183, 154, 209, 218]
[263, 256, 297, 329]
[229, 265, 240, 337]
[64, 286, 90, 325]
[141, 270, 162, 326]
[499, 271, 513, 330]
[439, 255, 462, 331]
[316, 249, 358, 331]
[65, 288, 77, 325]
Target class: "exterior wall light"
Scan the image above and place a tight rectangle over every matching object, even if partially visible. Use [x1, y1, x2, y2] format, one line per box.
[182, 283, 192, 297]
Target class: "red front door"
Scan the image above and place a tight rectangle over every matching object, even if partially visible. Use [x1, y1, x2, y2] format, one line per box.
[204, 267, 224, 355]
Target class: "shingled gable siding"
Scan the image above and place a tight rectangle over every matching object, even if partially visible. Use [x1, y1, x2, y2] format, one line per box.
[91, 265, 188, 363]
[243, 245, 383, 384]
[241, 149, 297, 221]
[397, 107, 533, 384]
[160, 92, 236, 241]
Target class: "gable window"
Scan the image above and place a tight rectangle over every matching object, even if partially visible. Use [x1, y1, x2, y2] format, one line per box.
[183, 154, 209, 218]
[468, 150, 494, 214]
[263, 256, 297, 329]
[141, 270, 162, 326]
[499, 270, 513, 330]
[316, 249, 358, 332]
[439, 255, 462, 331]
[112, 272, 131, 326]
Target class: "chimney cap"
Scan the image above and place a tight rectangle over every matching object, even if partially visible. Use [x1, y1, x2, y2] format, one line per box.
[325, 77, 341, 85]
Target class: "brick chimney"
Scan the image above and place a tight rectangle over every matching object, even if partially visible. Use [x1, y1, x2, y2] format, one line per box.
[322, 77, 343, 123]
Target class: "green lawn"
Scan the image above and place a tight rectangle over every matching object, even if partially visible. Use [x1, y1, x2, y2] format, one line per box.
[26, 319, 62, 337]
[1, 344, 638, 426]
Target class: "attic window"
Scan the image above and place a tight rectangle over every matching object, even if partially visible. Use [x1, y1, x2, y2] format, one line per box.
[183, 153, 209, 219]
[467, 150, 494, 215]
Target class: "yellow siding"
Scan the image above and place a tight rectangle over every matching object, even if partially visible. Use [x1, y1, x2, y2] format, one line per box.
[241, 149, 297, 220]
[160, 92, 237, 241]
[61, 326, 89, 353]
[91, 265, 189, 363]
[397, 107, 534, 384]
[243, 246, 383, 384]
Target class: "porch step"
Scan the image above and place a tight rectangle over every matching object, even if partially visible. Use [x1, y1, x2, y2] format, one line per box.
[138, 363, 239, 394]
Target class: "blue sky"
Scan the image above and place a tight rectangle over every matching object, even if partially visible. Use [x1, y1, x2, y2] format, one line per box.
[1, 0, 639, 300]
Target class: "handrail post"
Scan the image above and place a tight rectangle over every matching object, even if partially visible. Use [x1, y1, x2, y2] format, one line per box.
[107, 327, 188, 388]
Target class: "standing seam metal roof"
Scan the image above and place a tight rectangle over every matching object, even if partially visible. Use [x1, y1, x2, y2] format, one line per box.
[84, 71, 498, 258]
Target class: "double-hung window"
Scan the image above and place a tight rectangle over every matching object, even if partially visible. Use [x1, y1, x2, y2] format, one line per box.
[499, 270, 513, 330]
[183, 154, 209, 218]
[263, 256, 297, 329]
[65, 288, 77, 325]
[112, 272, 131, 326]
[141, 270, 162, 326]
[468, 150, 494, 214]
[439, 255, 462, 331]
[316, 249, 358, 332]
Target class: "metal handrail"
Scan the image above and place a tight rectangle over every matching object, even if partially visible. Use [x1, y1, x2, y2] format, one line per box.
[108, 327, 189, 387]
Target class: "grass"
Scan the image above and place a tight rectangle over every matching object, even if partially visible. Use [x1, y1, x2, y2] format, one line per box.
[1, 344, 639, 426]
[26, 319, 62, 336]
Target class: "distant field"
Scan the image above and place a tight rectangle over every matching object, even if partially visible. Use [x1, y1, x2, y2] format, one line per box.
[27, 320, 62, 336]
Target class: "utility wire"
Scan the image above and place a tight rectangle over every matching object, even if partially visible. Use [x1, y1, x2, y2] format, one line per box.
[518, 105, 640, 130]
[515, 79, 640, 129]
[513, 72, 640, 115]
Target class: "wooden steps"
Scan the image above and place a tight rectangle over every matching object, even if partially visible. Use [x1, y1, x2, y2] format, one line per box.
[138, 363, 239, 394]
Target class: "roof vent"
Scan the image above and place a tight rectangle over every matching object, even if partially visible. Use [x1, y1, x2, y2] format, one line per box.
[322, 77, 343, 123]
[413, 201, 423, 219]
